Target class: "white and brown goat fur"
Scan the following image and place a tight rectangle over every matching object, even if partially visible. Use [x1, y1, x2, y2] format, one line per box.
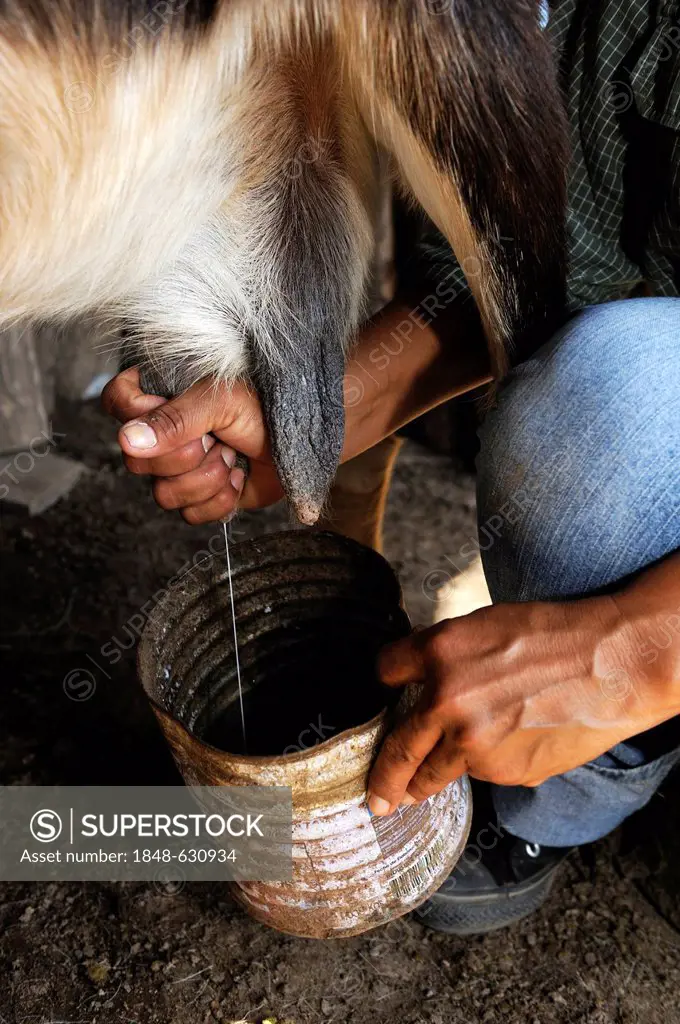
[0, 0, 568, 523]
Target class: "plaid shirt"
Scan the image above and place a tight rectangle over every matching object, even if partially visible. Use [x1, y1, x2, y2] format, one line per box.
[419, 0, 680, 312]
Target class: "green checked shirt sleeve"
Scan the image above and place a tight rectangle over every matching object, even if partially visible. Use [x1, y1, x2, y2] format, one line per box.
[416, 0, 680, 316]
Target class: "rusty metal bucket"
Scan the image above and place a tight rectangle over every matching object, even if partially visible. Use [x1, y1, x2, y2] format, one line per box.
[137, 530, 471, 938]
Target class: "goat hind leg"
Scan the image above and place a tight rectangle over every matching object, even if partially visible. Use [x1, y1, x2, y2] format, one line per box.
[316, 434, 402, 554]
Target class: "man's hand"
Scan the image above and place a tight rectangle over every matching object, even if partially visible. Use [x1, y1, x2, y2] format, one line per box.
[102, 367, 284, 523]
[103, 300, 492, 524]
[366, 593, 677, 816]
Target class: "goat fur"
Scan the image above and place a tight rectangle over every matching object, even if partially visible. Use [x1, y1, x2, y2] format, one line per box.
[0, 0, 568, 520]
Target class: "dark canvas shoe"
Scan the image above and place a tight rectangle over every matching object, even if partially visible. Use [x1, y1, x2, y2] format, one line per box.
[415, 784, 574, 935]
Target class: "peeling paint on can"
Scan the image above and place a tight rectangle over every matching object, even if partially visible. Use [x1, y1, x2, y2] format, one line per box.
[138, 530, 471, 938]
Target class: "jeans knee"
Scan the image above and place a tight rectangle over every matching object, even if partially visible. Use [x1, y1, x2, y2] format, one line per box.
[477, 298, 680, 601]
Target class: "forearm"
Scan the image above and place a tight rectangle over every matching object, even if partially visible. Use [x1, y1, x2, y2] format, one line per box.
[341, 295, 491, 464]
[614, 551, 680, 712]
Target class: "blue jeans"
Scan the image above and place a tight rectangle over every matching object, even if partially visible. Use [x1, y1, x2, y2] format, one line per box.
[476, 298, 680, 846]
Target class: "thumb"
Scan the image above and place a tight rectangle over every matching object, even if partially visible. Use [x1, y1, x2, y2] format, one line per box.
[118, 378, 269, 461]
[377, 629, 429, 688]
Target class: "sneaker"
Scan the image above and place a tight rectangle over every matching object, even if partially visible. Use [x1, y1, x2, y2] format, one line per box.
[415, 783, 573, 935]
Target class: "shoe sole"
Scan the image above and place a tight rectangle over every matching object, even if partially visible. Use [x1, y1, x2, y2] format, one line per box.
[413, 860, 564, 936]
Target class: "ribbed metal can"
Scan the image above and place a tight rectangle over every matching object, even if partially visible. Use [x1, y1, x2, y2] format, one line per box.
[137, 530, 471, 938]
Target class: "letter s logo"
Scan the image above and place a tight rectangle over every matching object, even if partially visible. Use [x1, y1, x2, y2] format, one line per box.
[30, 809, 63, 843]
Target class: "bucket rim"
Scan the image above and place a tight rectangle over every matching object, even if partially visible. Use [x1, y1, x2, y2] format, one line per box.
[136, 528, 408, 769]
[145, 685, 391, 768]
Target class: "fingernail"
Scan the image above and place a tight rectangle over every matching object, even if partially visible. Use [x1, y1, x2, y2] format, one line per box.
[202, 434, 215, 454]
[221, 446, 237, 469]
[367, 793, 391, 817]
[401, 793, 417, 806]
[122, 422, 157, 450]
[230, 466, 245, 494]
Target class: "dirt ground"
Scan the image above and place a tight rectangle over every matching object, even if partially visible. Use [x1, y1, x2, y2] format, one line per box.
[1, 400, 679, 1024]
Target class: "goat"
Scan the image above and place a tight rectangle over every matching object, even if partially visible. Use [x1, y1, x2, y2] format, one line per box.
[0, 0, 568, 524]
